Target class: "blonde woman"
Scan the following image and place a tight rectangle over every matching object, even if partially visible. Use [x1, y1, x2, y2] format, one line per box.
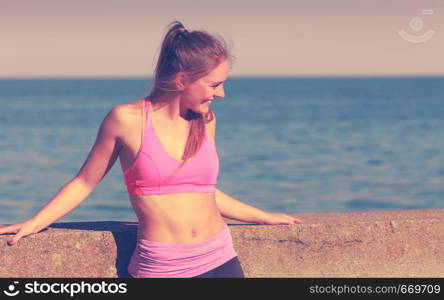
[0, 21, 303, 278]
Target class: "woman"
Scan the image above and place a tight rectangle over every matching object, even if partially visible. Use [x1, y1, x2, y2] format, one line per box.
[0, 21, 303, 278]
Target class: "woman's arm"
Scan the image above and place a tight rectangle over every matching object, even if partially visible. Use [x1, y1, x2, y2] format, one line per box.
[207, 113, 303, 225]
[215, 188, 303, 225]
[0, 105, 128, 245]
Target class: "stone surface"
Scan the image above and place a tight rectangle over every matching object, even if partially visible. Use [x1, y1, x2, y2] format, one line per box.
[1, 209, 443, 278]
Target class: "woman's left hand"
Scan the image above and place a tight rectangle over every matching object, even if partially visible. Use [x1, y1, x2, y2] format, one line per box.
[260, 212, 303, 225]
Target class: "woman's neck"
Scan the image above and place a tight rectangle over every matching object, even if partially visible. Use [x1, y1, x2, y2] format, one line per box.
[150, 94, 189, 123]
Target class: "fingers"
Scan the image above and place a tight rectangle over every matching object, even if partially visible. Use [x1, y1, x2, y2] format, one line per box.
[280, 214, 303, 225]
[266, 213, 304, 225]
[0, 225, 19, 246]
[0, 223, 32, 246]
[7, 230, 27, 246]
[292, 218, 304, 224]
[274, 214, 303, 225]
[0, 224, 19, 235]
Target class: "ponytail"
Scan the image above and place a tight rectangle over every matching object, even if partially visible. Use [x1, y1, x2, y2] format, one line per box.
[147, 21, 231, 166]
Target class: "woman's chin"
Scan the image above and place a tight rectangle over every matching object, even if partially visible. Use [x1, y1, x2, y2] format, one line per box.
[194, 103, 211, 114]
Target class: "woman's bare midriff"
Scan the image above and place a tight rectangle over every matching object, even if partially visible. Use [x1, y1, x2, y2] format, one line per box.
[128, 192, 226, 244]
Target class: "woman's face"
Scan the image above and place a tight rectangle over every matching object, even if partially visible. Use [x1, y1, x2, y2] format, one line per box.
[180, 59, 228, 114]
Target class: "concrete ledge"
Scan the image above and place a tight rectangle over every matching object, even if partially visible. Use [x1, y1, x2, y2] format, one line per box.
[1, 209, 444, 277]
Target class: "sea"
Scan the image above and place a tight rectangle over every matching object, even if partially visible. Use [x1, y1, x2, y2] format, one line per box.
[0, 76, 443, 224]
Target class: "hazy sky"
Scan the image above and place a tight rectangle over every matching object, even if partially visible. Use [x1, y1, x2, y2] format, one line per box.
[1, 0, 443, 78]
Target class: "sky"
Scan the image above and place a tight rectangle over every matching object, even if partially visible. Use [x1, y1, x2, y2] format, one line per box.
[1, 0, 443, 78]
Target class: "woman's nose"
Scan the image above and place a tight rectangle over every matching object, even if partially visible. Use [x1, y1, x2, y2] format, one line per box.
[215, 85, 225, 98]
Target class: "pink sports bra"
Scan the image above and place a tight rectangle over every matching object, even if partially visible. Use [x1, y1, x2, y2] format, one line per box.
[123, 99, 219, 195]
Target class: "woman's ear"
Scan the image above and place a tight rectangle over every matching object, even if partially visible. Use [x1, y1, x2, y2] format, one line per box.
[175, 72, 188, 91]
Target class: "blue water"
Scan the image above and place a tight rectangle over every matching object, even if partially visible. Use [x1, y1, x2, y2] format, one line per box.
[1, 77, 443, 224]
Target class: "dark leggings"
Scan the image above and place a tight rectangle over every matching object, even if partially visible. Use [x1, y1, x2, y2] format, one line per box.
[193, 257, 244, 278]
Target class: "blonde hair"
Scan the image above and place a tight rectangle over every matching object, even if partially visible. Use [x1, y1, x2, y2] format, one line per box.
[147, 21, 233, 163]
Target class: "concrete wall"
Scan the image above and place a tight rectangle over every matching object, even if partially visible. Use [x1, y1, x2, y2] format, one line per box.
[1, 209, 443, 278]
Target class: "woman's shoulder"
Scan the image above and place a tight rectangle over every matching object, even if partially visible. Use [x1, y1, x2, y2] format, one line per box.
[100, 99, 145, 137]
[108, 99, 145, 123]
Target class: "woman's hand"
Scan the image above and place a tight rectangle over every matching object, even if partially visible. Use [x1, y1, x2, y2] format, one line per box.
[0, 219, 42, 246]
[259, 212, 304, 225]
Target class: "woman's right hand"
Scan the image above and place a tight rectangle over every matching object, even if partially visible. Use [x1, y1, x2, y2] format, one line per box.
[0, 219, 42, 246]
